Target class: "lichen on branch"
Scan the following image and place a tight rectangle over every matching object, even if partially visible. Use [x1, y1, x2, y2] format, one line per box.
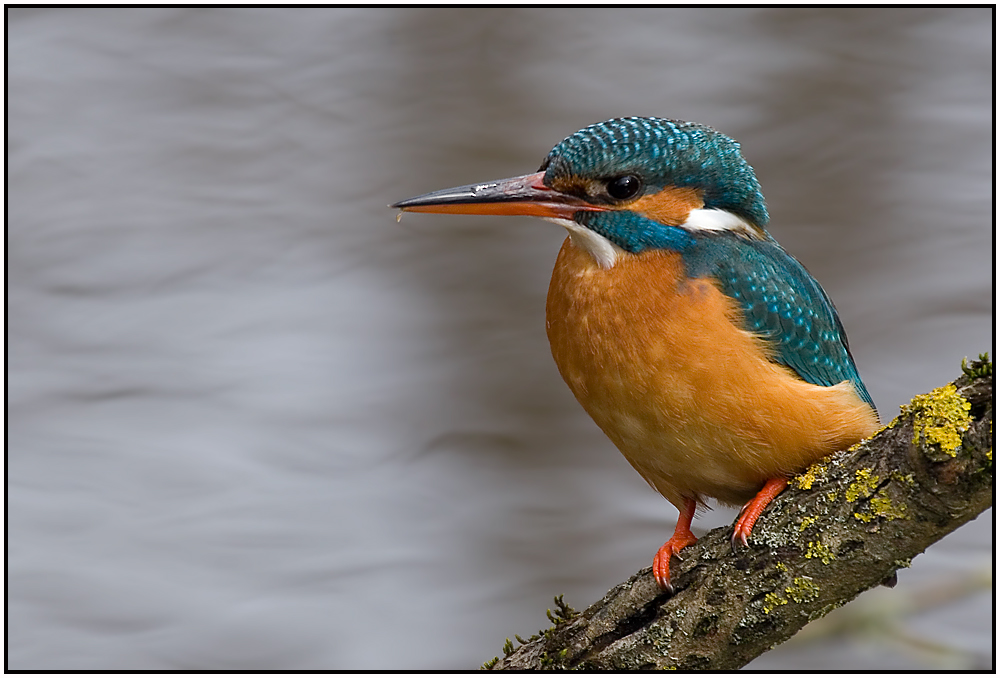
[487, 354, 993, 671]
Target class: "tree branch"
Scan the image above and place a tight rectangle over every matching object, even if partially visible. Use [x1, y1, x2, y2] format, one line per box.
[487, 356, 993, 671]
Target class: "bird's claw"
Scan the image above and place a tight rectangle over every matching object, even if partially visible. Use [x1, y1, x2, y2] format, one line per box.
[652, 531, 698, 592]
[653, 547, 672, 591]
[730, 506, 751, 552]
[730, 477, 789, 554]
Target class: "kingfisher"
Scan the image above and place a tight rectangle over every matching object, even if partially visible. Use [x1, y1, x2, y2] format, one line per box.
[391, 117, 879, 590]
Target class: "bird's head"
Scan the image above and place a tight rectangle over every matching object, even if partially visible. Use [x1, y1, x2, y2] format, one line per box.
[392, 117, 770, 268]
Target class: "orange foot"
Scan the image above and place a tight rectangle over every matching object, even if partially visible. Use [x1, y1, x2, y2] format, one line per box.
[732, 477, 789, 548]
[653, 497, 698, 591]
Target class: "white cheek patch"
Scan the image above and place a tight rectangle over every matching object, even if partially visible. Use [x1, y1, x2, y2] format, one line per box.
[682, 208, 760, 238]
[543, 217, 624, 269]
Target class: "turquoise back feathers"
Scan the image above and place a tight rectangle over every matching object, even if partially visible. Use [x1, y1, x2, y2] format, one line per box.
[690, 235, 876, 412]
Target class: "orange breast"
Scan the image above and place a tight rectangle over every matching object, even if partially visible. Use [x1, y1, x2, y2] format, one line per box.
[545, 237, 878, 510]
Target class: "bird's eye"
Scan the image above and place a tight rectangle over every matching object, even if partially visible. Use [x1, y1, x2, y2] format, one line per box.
[606, 175, 642, 200]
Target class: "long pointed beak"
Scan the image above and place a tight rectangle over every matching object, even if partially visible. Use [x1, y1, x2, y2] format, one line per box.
[390, 171, 604, 220]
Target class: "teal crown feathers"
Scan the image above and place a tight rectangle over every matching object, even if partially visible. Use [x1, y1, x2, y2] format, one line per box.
[540, 117, 770, 230]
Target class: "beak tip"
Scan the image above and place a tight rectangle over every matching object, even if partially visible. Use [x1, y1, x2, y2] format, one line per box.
[390, 197, 422, 210]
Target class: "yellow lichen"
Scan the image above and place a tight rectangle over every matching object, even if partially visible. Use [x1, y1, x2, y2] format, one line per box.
[890, 470, 915, 486]
[805, 541, 835, 564]
[799, 515, 818, 532]
[845, 468, 880, 502]
[795, 460, 828, 490]
[826, 488, 839, 502]
[877, 418, 900, 435]
[763, 591, 788, 613]
[870, 492, 907, 520]
[775, 561, 788, 572]
[848, 428, 877, 451]
[785, 577, 820, 603]
[853, 480, 908, 522]
[900, 383, 972, 457]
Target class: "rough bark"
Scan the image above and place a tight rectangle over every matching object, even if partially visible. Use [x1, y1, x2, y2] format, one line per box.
[487, 357, 993, 671]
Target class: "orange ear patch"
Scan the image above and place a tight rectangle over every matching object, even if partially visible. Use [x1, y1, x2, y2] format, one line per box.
[629, 186, 704, 226]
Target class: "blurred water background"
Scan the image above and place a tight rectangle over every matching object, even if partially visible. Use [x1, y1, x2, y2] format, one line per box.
[7, 8, 993, 670]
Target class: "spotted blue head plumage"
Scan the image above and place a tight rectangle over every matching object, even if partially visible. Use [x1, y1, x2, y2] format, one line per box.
[540, 117, 770, 230]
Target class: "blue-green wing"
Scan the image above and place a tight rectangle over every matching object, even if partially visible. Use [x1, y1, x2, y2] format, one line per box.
[686, 235, 876, 412]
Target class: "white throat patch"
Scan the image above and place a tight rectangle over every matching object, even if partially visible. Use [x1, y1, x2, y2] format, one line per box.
[544, 217, 624, 269]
